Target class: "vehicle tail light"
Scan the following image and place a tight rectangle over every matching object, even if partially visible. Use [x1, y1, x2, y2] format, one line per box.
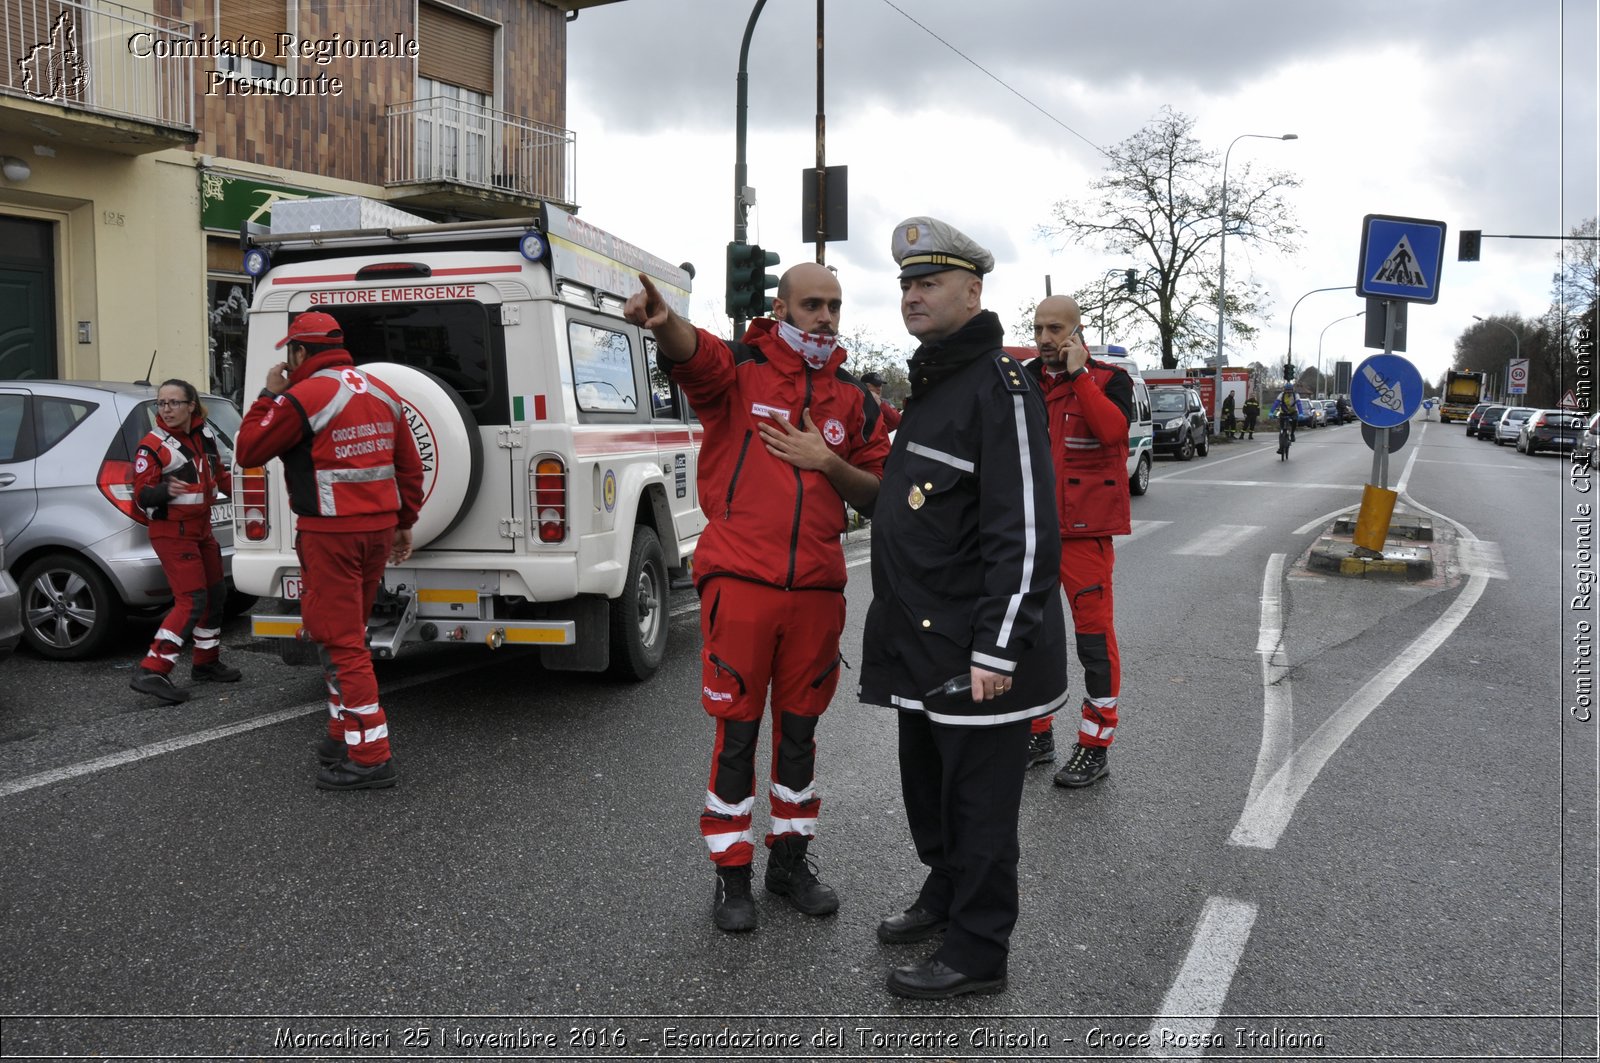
[237, 466, 270, 542]
[96, 459, 141, 522]
[531, 456, 566, 543]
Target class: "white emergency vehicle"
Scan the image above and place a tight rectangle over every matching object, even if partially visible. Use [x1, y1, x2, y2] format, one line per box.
[1089, 345, 1154, 496]
[234, 198, 704, 679]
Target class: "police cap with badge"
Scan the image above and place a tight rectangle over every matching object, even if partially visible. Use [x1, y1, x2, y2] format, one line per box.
[891, 216, 995, 278]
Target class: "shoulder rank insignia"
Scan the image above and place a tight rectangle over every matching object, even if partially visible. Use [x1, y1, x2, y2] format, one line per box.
[995, 353, 1031, 394]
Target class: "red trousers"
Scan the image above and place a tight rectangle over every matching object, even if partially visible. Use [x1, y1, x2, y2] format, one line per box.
[296, 527, 393, 766]
[141, 532, 224, 676]
[697, 580, 846, 868]
[1032, 536, 1121, 748]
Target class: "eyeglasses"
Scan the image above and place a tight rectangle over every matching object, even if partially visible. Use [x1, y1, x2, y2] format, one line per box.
[155, 400, 193, 410]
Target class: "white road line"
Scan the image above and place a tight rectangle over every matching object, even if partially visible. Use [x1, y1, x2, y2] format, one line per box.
[1173, 524, 1260, 556]
[1152, 444, 1264, 480]
[0, 661, 485, 799]
[1120, 519, 1172, 544]
[1159, 478, 1362, 490]
[1230, 503, 1489, 849]
[1246, 554, 1293, 806]
[1456, 539, 1509, 579]
[1145, 896, 1260, 1058]
[1394, 421, 1425, 495]
[1412, 458, 1526, 469]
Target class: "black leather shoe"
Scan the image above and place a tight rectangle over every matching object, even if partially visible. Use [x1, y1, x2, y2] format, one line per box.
[1054, 743, 1110, 788]
[886, 959, 1006, 1000]
[876, 905, 948, 944]
[192, 660, 242, 683]
[129, 671, 190, 704]
[314, 736, 345, 767]
[316, 758, 397, 791]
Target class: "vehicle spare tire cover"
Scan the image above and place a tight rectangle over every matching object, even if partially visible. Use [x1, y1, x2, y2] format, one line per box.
[360, 362, 483, 549]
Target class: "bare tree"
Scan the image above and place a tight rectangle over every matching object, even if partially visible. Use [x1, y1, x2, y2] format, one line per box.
[1041, 108, 1302, 369]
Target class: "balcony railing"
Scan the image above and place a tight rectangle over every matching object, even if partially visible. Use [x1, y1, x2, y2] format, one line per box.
[386, 97, 575, 208]
[1, 0, 194, 131]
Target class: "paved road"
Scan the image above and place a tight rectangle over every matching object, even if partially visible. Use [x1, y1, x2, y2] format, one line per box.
[1, 416, 1593, 1061]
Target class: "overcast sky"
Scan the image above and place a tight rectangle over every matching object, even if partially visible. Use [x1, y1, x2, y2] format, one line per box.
[566, 0, 1597, 385]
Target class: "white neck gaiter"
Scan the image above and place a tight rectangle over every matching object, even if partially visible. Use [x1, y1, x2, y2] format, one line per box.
[777, 320, 839, 370]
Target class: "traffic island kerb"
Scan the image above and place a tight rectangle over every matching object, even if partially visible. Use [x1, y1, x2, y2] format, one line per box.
[1308, 537, 1435, 580]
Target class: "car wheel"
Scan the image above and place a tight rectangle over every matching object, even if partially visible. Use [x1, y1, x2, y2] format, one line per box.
[223, 587, 259, 620]
[1196, 431, 1210, 457]
[18, 553, 123, 660]
[1129, 453, 1152, 496]
[1525, 438, 1537, 456]
[1177, 432, 1195, 461]
[609, 525, 668, 681]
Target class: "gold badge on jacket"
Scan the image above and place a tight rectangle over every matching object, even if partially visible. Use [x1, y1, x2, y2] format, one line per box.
[908, 484, 925, 509]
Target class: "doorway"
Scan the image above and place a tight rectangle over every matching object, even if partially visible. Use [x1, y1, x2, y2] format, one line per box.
[0, 216, 58, 380]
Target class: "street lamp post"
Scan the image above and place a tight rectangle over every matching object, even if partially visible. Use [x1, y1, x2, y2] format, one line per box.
[1286, 285, 1356, 382]
[1317, 311, 1365, 397]
[1473, 314, 1521, 367]
[1213, 131, 1297, 433]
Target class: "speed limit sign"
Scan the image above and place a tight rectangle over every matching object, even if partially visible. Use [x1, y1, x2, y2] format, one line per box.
[1508, 358, 1529, 395]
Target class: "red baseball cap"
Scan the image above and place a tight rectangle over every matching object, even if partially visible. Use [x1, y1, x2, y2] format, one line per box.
[275, 311, 344, 349]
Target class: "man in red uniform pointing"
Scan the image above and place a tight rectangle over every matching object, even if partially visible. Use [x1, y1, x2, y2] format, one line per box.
[624, 263, 889, 932]
[235, 311, 424, 791]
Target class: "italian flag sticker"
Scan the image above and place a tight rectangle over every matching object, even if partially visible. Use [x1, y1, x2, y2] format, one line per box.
[512, 395, 547, 422]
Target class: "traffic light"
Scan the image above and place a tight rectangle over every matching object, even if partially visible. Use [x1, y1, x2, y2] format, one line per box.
[1283, 362, 1296, 381]
[1124, 268, 1139, 293]
[1458, 230, 1482, 262]
[724, 241, 780, 319]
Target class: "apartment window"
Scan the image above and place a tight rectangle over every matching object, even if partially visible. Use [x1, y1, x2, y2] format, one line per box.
[415, 4, 496, 186]
[215, 0, 285, 79]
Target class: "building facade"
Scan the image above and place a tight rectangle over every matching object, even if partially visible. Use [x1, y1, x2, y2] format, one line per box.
[1, 0, 614, 405]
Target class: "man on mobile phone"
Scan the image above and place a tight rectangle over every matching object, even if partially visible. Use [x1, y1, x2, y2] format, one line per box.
[1024, 297, 1134, 788]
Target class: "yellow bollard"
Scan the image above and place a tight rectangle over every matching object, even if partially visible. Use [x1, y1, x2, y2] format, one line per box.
[1352, 483, 1397, 553]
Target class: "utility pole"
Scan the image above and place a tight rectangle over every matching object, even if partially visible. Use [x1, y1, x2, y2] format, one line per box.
[731, 0, 768, 336]
[814, 0, 825, 263]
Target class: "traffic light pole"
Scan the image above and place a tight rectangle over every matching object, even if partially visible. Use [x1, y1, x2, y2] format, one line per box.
[732, 0, 768, 337]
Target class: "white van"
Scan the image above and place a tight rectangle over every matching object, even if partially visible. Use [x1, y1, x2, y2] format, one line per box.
[1089, 345, 1153, 496]
[234, 198, 705, 679]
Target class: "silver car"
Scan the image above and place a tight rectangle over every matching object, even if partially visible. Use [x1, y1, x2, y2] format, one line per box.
[0, 526, 21, 661]
[0, 381, 248, 660]
[1493, 406, 1537, 446]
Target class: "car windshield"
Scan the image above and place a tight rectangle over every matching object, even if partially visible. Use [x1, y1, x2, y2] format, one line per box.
[1151, 391, 1188, 413]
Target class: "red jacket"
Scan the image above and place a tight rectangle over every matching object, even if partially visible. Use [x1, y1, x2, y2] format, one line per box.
[235, 350, 424, 534]
[1030, 358, 1134, 538]
[668, 320, 890, 591]
[133, 415, 232, 539]
[879, 401, 903, 432]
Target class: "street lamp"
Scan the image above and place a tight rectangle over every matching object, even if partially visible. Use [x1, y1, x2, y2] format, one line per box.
[1213, 131, 1298, 432]
[1317, 311, 1365, 397]
[1286, 285, 1356, 380]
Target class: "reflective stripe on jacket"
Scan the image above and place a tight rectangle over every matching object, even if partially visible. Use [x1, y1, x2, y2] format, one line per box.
[133, 416, 231, 536]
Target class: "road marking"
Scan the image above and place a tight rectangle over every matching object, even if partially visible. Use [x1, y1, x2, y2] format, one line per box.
[1412, 458, 1525, 470]
[1153, 444, 1263, 479]
[1173, 524, 1260, 556]
[1159, 479, 1362, 490]
[1293, 504, 1359, 536]
[1121, 519, 1172, 544]
[1395, 421, 1426, 495]
[1146, 896, 1259, 1056]
[0, 661, 485, 800]
[1230, 505, 1489, 849]
[1456, 539, 1508, 579]
[1246, 554, 1293, 806]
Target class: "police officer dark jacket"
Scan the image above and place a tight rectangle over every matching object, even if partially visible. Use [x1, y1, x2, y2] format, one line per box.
[858, 309, 1069, 725]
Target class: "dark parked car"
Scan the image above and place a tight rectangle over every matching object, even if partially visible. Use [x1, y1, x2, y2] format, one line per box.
[1150, 385, 1210, 461]
[1578, 411, 1600, 466]
[1463, 402, 1493, 435]
[0, 381, 251, 660]
[1473, 405, 1508, 439]
[1519, 409, 1585, 455]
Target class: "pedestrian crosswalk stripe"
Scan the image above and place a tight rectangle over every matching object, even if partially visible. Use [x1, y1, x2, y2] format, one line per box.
[1370, 234, 1428, 288]
[1174, 524, 1261, 556]
[1120, 520, 1172, 543]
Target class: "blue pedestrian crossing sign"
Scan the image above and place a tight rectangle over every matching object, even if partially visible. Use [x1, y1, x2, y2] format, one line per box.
[1350, 353, 1423, 428]
[1357, 214, 1447, 304]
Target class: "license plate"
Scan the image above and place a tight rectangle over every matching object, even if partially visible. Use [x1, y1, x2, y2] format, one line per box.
[281, 575, 302, 600]
[210, 502, 233, 526]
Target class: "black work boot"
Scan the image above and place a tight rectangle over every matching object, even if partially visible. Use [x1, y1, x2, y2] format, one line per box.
[765, 835, 840, 916]
[1026, 726, 1056, 768]
[192, 660, 242, 683]
[129, 670, 190, 704]
[316, 758, 398, 791]
[314, 735, 346, 767]
[1053, 743, 1110, 788]
[713, 865, 758, 932]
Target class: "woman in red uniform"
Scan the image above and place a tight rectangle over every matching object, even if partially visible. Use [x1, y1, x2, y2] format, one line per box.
[128, 379, 241, 703]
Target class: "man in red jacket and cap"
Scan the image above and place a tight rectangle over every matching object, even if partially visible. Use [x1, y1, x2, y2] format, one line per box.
[624, 263, 890, 933]
[235, 311, 424, 791]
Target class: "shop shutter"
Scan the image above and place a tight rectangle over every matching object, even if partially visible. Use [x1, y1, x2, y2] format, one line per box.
[418, 3, 495, 97]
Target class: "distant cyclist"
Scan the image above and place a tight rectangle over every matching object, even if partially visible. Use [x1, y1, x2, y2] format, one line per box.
[1271, 388, 1300, 443]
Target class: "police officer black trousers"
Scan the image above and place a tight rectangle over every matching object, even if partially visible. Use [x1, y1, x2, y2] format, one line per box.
[897, 712, 1030, 981]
